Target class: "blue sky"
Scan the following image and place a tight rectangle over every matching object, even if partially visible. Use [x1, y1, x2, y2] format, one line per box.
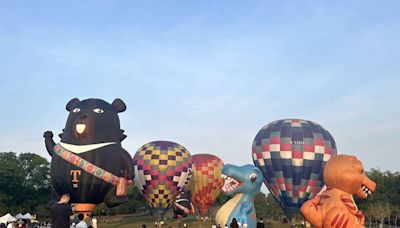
[0, 1, 399, 172]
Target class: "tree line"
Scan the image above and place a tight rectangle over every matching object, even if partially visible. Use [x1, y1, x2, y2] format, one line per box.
[358, 169, 400, 227]
[0, 152, 52, 217]
[0, 152, 399, 226]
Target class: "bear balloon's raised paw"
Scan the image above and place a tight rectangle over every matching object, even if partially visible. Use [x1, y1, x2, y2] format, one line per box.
[43, 131, 53, 138]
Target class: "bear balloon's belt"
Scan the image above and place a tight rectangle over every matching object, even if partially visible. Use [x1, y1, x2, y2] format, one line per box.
[54, 144, 119, 186]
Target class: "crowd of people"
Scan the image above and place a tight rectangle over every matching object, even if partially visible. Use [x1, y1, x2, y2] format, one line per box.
[1, 193, 97, 228]
[0, 221, 37, 228]
[0, 220, 50, 228]
[48, 194, 269, 228]
[0, 216, 43, 228]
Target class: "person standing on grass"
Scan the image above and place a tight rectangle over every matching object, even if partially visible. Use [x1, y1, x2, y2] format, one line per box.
[51, 194, 74, 228]
[75, 214, 87, 228]
[229, 218, 239, 228]
[89, 216, 97, 228]
[256, 218, 265, 228]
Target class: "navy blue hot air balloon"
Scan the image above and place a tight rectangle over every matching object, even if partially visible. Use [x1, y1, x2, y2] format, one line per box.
[252, 119, 337, 219]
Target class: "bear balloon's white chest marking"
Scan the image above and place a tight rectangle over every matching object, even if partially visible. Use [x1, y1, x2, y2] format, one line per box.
[59, 142, 116, 153]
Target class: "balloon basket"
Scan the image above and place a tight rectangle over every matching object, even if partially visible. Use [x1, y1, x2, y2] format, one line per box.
[74, 203, 96, 218]
[152, 209, 167, 220]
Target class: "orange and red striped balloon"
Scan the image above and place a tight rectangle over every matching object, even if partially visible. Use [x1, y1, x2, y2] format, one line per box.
[189, 154, 224, 216]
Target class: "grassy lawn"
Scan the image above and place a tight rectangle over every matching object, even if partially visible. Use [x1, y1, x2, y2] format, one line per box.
[96, 215, 295, 228]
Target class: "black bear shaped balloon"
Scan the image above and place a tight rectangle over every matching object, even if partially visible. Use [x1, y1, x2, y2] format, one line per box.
[44, 98, 134, 215]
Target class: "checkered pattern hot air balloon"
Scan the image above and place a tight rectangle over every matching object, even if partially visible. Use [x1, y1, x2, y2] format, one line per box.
[189, 154, 224, 216]
[133, 141, 193, 216]
[252, 119, 337, 219]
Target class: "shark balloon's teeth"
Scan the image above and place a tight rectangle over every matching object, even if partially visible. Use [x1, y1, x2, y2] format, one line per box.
[221, 174, 241, 193]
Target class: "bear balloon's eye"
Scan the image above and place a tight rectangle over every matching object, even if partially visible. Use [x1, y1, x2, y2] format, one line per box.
[249, 173, 257, 183]
[72, 108, 80, 113]
[93, 108, 104, 113]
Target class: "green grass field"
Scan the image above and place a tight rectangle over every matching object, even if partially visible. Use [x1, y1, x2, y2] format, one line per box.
[97, 215, 293, 228]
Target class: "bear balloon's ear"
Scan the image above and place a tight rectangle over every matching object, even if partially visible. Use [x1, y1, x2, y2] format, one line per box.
[112, 98, 126, 113]
[66, 98, 80, 111]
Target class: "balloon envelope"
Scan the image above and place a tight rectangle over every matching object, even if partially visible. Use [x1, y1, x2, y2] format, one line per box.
[252, 119, 337, 218]
[133, 141, 193, 215]
[190, 154, 224, 216]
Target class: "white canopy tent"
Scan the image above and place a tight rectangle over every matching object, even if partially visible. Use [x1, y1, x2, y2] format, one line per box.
[0, 213, 17, 224]
[14, 214, 23, 220]
[14, 213, 33, 220]
[21, 213, 32, 220]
